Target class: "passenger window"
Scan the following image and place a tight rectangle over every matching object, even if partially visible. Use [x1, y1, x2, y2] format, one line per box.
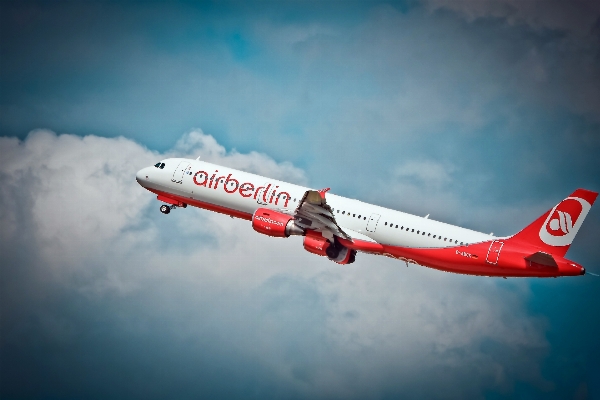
[428, 233, 431, 236]
[358, 215, 361, 219]
[364, 217, 366, 220]
[411, 229, 414, 232]
[395, 225, 398, 228]
[342, 211, 345, 215]
[433, 235, 436, 238]
[422, 232, 426, 235]
[417, 230, 420, 234]
[385, 222, 388, 226]
[353, 214, 356, 217]
[444, 238, 447, 241]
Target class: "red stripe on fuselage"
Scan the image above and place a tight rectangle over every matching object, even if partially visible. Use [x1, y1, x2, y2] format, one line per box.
[149, 185, 582, 278]
[340, 237, 581, 277]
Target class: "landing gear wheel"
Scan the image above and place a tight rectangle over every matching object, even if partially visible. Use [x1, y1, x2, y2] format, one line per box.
[160, 204, 171, 214]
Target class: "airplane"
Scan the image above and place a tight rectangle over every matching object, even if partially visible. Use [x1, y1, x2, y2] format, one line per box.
[136, 158, 597, 278]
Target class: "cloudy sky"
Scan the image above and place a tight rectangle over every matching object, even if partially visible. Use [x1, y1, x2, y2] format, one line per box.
[1, 1, 600, 399]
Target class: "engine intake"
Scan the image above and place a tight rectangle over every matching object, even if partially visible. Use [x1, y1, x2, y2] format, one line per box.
[252, 208, 304, 238]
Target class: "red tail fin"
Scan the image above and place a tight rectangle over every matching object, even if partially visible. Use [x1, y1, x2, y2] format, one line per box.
[510, 189, 597, 257]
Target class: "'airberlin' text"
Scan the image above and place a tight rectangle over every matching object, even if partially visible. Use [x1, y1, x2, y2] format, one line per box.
[193, 170, 291, 207]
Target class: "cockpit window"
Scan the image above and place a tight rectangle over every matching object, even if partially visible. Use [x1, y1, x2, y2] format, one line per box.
[154, 162, 161, 168]
[159, 163, 165, 169]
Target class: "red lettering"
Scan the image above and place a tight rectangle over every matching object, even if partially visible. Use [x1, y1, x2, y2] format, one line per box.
[269, 186, 279, 204]
[262, 184, 271, 203]
[239, 183, 255, 197]
[193, 171, 208, 186]
[209, 171, 218, 188]
[276, 191, 291, 208]
[224, 174, 239, 194]
[254, 185, 265, 200]
[213, 176, 225, 190]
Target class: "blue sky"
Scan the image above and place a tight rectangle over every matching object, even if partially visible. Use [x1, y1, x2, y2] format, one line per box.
[1, 1, 600, 399]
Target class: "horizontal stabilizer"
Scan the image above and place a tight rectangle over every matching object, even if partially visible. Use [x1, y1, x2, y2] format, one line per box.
[525, 252, 558, 267]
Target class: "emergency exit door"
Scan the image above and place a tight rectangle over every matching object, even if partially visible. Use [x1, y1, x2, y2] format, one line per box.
[486, 240, 504, 265]
[366, 213, 381, 233]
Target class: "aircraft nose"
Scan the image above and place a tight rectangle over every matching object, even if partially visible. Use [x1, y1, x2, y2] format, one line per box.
[581, 267, 586, 276]
[136, 167, 148, 186]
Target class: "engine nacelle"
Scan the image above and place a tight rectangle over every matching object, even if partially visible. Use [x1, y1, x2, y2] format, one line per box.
[303, 231, 330, 256]
[252, 208, 304, 238]
[331, 247, 357, 264]
[303, 231, 357, 264]
[325, 238, 357, 264]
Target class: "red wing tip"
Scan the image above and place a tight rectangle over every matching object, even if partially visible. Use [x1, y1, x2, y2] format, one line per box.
[317, 188, 331, 199]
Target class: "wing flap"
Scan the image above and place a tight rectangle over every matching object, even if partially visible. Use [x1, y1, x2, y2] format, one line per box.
[294, 189, 351, 241]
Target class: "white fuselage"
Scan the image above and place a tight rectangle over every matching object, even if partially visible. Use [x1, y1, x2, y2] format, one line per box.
[137, 158, 494, 249]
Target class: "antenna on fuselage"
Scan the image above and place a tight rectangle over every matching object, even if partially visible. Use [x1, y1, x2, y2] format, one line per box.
[196, 156, 201, 160]
[424, 214, 429, 219]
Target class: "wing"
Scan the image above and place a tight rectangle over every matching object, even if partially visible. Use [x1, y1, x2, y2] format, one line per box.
[293, 188, 351, 242]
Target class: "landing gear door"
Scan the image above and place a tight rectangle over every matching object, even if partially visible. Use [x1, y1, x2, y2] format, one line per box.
[172, 161, 190, 184]
[486, 240, 504, 265]
[366, 213, 381, 233]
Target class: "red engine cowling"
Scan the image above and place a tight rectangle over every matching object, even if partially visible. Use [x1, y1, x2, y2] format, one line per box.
[303, 231, 330, 256]
[303, 231, 357, 264]
[252, 208, 304, 238]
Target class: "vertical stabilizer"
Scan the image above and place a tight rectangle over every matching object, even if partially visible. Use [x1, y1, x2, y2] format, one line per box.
[509, 189, 597, 257]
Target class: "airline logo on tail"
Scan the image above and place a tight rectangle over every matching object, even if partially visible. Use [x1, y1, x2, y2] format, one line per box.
[539, 197, 591, 246]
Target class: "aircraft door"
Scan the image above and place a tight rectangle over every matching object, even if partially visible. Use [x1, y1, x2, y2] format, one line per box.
[366, 213, 381, 232]
[486, 240, 504, 265]
[172, 161, 190, 184]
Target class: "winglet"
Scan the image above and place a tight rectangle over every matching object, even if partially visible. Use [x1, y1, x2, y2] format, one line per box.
[317, 188, 330, 199]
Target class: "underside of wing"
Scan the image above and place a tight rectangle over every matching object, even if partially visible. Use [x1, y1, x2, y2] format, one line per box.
[294, 188, 351, 242]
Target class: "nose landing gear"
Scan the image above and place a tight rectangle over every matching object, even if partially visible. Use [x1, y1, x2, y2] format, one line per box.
[159, 202, 187, 214]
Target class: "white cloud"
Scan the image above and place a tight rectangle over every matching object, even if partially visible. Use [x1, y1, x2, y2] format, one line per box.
[0, 130, 551, 397]
[170, 129, 307, 184]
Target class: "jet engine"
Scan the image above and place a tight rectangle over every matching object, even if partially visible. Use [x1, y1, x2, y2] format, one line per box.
[303, 231, 331, 256]
[252, 208, 304, 238]
[252, 209, 357, 264]
[303, 231, 357, 264]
